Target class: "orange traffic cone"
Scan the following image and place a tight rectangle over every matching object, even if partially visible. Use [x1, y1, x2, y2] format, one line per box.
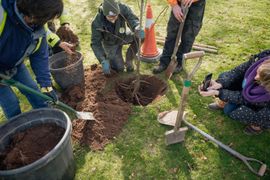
[141, 2, 162, 63]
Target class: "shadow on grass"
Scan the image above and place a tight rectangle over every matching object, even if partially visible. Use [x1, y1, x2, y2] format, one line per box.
[113, 107, 195, 179]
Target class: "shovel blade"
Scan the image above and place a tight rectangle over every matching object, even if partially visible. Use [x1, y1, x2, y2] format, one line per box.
[158, 111, 178, 127]
[76, 111, 95, 120]
[165, 127, 188, 145]
[165, 60, 178, 79]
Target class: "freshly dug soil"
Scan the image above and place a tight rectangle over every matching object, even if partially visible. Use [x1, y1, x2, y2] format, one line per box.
[61, 84, 85, 109]
[56, 26, 79, 47]
[0, 123, 65, 170]
[115, 75, 168, 106]
[61, 65, 132, 150]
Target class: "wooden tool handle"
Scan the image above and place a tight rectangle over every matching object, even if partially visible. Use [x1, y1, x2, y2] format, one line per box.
[184, 51, 205, 59]
[258, 164, 267, 176]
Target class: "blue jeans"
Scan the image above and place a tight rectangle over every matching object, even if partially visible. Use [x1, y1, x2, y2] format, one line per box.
[0, 64, 47, 119]
[223, 103, 239, 115]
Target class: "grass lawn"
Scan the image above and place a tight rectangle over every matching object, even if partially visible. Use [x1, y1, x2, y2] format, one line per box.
[1, 0, 270, 179]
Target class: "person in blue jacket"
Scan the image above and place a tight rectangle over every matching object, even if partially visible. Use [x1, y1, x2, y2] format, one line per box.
[0, 0, 63, 119]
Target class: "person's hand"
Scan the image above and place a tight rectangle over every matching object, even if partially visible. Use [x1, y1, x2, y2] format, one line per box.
[41, 87, 58, 102]
[59, 41, 75, 55]
[101, 60, 111, 75]
[172, 4, 184, 22]
[207, 80, 222, 90]
[135, 26, 145, 39]
[198, 85, 219, 97]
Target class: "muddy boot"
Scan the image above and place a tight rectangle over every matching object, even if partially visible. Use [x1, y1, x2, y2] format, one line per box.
[153, 64, 167, 74]
[173, 64, 182, 74]
[208, 99, 226, 110]
[208, 103, 223, 110]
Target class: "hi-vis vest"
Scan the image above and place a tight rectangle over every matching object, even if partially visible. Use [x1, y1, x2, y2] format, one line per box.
[0, 0, 42, 66]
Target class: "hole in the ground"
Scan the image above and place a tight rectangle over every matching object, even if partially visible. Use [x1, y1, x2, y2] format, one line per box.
[115, 75, 168, 106]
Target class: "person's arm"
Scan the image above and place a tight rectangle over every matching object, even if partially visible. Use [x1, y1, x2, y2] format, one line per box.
[44, 23, 74, 55]
[44, 23, 61, 48]
[29, 37, 51, 87]
[90, 16, 106, 63]
[198, 86, 245, 105]
[216, 59, 254, 89]
[120, 4, 139, 31]
[218, 89, 245, 105]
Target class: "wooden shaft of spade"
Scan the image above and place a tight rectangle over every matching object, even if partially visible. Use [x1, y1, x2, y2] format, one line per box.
[174, 83, 191, 131]
[171, 6, 189, 61]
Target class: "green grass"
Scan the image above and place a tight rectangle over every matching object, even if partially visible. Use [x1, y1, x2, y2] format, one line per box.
[1, 0, 270, 179]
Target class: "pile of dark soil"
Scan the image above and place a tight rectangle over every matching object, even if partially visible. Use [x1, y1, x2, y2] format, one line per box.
[115, 75, 168, 106]
[61, 65, 167, 150]
[61, 65, 132, 150]
[56, 26, 79, 47]
[0, 123, 64, 170]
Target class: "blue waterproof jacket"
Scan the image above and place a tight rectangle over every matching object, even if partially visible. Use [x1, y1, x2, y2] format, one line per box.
[0, 0, 51, 87]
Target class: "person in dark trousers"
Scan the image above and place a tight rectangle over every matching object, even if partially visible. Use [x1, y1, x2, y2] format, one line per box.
[199, 51, 270, 135]
[0, 0, 63, 119]
[153, 0, 205, 74]
[91, 0, 144, 75]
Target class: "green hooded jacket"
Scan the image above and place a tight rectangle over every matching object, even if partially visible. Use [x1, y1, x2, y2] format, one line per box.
[91, 3, 139, 63]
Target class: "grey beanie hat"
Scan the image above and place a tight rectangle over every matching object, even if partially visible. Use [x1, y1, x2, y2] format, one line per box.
[102, 0, 120, 16]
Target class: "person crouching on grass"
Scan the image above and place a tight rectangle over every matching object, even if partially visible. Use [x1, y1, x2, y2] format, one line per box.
[198, 55, 270, 135]
[0, 0, 63, 120]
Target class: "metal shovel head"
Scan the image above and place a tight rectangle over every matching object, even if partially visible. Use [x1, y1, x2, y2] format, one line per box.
[76, 111, 95, 120]
[157, 110, 178, 127]
[165, 127, 188, 145]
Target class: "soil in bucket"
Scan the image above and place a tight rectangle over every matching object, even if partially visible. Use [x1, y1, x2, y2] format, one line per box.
[50, 51, 85, 90]
[56, 53, 80, 69]
[60, 65, 132, 150]
[0, 123, 65, 170]
[115, 75, 168, 106]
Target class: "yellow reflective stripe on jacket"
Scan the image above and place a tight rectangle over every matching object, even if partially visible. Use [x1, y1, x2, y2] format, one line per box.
[44, 23, 60, 47]
[0, 0, 7, 36]
[33, 37, 42, 53]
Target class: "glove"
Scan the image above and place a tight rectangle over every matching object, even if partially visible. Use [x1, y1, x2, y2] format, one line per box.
[41, 87, 58, 102]
[101, 60, 111, 75]
[135, 26, 145, 39]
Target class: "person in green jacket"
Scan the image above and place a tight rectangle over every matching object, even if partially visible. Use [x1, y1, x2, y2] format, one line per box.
[91, 0, 144, 75]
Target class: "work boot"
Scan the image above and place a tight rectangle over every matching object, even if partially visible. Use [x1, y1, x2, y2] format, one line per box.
[173, 64, 182, 74]
[153, 64, 167, 74]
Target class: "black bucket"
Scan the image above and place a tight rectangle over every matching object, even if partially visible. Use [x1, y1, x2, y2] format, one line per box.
[0, 108, 75, 180]
[49, 51, 85, 90]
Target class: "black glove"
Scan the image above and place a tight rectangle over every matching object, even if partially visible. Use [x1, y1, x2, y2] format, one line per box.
[41, 87, 58, 102]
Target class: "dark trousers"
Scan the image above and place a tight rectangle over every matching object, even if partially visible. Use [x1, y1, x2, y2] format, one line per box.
[159, 0, 206, 67]
[104, 35, 139, 72]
